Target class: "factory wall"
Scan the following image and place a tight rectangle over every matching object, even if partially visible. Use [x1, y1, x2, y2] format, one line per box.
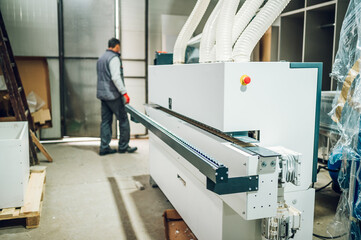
[0, 0, 61, 139]
[0, 0, 58, 56]
[120, 0, 147, 135]
[0, 0, 217, 138]
[63, 0, 115, 137]
[148, 0, 217, 65]
[120, 0, 217, 135]
[1, 0, 116, 138]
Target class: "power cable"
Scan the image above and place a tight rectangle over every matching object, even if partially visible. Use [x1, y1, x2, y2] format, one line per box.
[315, 181, 333, 192]
[313, 232, 347, 239]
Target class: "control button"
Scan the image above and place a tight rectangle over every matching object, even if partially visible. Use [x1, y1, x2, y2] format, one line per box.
[240, 75, 251, 85]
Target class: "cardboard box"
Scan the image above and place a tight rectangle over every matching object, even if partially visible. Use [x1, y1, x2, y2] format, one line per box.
[32, 108, 51, 126]
[163, 209, 197, 240]
[0, 57, 52, 128]
[17, 57, 52, 129]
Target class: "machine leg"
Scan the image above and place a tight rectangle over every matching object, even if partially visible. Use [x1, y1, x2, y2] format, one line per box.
[149, 176, 158, 188]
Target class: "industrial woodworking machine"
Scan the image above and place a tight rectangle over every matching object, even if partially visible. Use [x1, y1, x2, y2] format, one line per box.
[126, 61, 322, 240]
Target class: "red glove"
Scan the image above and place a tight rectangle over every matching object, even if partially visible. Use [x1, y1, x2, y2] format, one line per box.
[123, 93, 130, 104]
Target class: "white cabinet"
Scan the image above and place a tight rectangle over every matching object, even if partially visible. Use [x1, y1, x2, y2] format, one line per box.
[0, 122, 29, 208]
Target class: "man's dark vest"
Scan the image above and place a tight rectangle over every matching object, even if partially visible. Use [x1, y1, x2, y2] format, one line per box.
[96, 50, 121, 100]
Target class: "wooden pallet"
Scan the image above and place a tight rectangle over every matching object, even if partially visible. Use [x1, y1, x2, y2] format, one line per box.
[0, 166, 46, 228]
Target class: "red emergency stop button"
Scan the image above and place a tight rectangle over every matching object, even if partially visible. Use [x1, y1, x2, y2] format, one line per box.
[240, 75, 251, 85]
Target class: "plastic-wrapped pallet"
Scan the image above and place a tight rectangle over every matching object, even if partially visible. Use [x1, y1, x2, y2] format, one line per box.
[0, 122, 29, 208]
[327, 0, 361, 238]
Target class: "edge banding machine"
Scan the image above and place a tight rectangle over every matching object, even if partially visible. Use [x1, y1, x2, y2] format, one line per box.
[127, 62, 322, 240]
[126, 1, 322, 239]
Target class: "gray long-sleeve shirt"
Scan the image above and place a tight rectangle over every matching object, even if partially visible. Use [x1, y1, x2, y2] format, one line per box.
[109, 57, 127, 95]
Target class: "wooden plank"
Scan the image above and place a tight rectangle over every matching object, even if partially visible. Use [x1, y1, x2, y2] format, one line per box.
[26, 215, 40, 229]
[0, 116, 16, 122]
[0, 209, 22, 221]
[22, 171, 45, 214]
[30, 166, 47, 173]
[30, 130, 53, 162]
[41, 183, 45, 202]
[13, 209, 20, 217]
[260, 27, 272, 62]
[0, 208, 15, 219]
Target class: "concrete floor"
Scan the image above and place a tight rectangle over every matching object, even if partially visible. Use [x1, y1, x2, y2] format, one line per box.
[313, 169, 343, 239]
[0, 139, 343, 240]
[0, 139, 172, 240]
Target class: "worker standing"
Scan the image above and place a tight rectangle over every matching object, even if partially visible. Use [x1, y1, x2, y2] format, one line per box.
[96, 38, 137, 156]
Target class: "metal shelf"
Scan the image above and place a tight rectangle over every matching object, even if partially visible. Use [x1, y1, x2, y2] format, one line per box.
[278, 0, 348, 91]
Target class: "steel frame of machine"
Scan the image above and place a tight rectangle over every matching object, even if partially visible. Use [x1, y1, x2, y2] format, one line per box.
[126, 105, 259, 194]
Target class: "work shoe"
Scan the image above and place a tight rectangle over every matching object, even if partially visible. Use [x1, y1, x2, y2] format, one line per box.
[118, 146, 138, 154]
[99, 147, 117, 156]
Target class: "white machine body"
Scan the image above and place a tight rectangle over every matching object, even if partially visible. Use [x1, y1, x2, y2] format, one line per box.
[147, 62, 319, 239]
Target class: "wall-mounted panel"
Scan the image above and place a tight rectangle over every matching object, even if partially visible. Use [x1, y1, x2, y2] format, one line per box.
[148, 0, 216, 64]
[123, 61, 146, 77]
[64, 59, 104, 137]
[121, 32, 145, 59]
[41, 59, 61, 139]
[124, 78, 146, 135]
[161, 15, 188, 53]
[121, 0, 145, 60]
[121, 0, 145, 32]
[63, 0, 115, 58]
[121, 0, 147, 135]
[63, 0, 117, 137]
[0, 0, 58, 56]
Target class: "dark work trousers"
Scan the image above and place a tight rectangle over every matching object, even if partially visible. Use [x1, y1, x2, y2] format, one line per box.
[100, 97, 130, 151]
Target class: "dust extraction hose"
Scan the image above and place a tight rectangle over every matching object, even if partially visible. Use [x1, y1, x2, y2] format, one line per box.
[231, 0, 264, 46]
[173, 0, 210, 64]
[199, 0, 223, 63]
[216, 0, 240, 62]
[232, 0, 290, 62]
